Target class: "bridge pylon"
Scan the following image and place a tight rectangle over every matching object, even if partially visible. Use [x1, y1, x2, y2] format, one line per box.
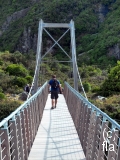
[32, 19, 78, 95]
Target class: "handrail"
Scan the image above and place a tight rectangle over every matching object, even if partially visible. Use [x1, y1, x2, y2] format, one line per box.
[65, 81, 120, 130]
[0, 81, 48, 160]
[0, 81, 48, 128]
[64, 82, 120, 160]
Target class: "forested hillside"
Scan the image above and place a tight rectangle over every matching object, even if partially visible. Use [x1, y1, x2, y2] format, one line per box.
[0, 0, 120, 65]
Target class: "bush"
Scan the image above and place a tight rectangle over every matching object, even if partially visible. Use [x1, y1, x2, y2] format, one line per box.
[13, 77, 27, 87]
[81, 71, 89, 78]
[25, 75, 33, 84]
[0, 92, 6, 100]
[60, 65, 69, 72]
[92, 86, 100, 93]
[0, 73, 14, 92]
[7, 85, 23, 94]
[0, 69, 4, 73]
[6, 64, 28, 77]
[83, 82, 91, 92]
[0, 100, 21, 121]
[0, 87, 3, 92]
[100, 61, 120, 96]
[10, 51, 24, 64]
[0, 59, 3, 65]
[0, 51, 12, 61]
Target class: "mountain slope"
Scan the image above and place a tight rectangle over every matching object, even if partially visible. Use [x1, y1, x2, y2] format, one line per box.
[0, 0, 120, 65]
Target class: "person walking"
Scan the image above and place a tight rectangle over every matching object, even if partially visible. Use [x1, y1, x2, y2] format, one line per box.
[48, 75, 62, 109]
[25, 84, 30, 93]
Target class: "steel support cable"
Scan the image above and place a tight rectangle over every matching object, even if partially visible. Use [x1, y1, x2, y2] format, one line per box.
[30, 40, 41, 95]
[27, 46, 40, 99]
[75, 60, 88, 100]
[70, 20, 88, 100]
[27, 20, 43, 99]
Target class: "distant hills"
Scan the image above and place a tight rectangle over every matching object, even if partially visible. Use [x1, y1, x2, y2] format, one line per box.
[0, 0, 120, 65]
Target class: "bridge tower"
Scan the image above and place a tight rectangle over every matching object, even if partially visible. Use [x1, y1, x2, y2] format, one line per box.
[33, 19, 78, 93]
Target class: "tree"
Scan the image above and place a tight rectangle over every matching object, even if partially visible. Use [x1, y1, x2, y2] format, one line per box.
[99, 61, 120, 96]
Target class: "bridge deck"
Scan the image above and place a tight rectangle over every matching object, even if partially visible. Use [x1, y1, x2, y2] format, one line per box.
[28, 94, 86, 160]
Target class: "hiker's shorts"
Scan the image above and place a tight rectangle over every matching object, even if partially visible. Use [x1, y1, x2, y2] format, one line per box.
[51, 90, 58, 99]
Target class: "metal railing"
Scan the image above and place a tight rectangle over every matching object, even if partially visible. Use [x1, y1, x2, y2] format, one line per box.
[0, 82, 48, 160]
[64, 82, 120, 160]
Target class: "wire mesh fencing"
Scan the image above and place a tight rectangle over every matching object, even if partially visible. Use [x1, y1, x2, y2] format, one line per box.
[0, 82, 48, 160]
[64, 82, 120, 160]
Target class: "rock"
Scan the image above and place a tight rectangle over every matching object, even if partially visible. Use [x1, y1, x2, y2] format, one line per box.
[0, 8, 30, 36]
[19, 92, 28, 101]
[16, 27, 37, 53]
[95, 3, 109, 23]
[11, 94, 16, 97]
[107, 43, 120, 60]
[97, 95, 107, 101]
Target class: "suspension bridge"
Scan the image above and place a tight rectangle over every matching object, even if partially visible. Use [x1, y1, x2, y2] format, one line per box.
[0, 20, 120, 160]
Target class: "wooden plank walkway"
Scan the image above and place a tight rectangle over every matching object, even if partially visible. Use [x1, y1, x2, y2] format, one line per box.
[28, 94, 86, 160]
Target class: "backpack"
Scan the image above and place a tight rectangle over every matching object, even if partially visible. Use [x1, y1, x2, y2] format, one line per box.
[51, 79, 59, 89]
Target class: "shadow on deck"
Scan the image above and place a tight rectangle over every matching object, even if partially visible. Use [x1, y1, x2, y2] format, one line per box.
[28, 94, 86, 160]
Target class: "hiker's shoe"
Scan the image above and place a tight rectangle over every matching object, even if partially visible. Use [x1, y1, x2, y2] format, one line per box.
[51, 107, 54, 109]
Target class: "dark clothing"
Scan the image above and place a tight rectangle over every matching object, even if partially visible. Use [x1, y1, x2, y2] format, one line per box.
[49, 79, 60, 92]
[51, 90, 59, 99]
[49, 79, 60, 99]
[25, 86, 30, 93]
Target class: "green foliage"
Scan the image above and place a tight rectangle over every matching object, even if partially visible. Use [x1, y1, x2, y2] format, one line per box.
[0, 0, 119, 67]
[0, 100, 21, 121]
[91, 86, 100, 93]
[0, 52, 34, 93]
[75, 8, 98, 33]
[91, 95, 120, 122]
[0, 87, 3, 92]
[0, 59, 3, 65]
[25, 75, 33, 84]
[79, 65, 102, 78]
[6, 64, 28, 77]
[13, 77, 27, 87]
[10, 51, 24, 63]
[0, 51, 11, 61]
[101, 0, 116, 5]
[50, 61, 60, 71]
[83, 82, 91, 92]
[60, 65, 69, 72]
[7, 85, 23, 94]
[99, 61, 120, 96]
[0, 92, 6, 100]
[0, 72, 13, 92]
[81, 71, 89, 78]
[0, 68, 4, 73]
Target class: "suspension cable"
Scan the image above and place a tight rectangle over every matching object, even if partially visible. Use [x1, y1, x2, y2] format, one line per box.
[75, 59, 88, 100]
[70, 20, 88, 100]
[27, 20, 42, 99]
